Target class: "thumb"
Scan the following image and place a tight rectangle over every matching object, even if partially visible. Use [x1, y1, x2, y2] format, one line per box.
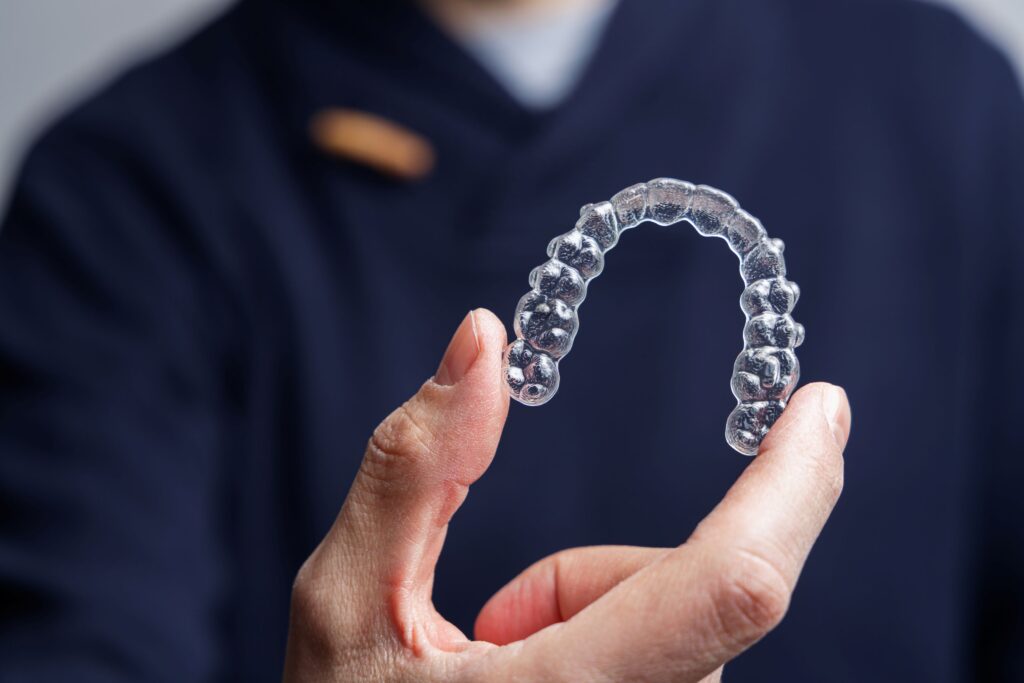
[301, 309, 509, 630]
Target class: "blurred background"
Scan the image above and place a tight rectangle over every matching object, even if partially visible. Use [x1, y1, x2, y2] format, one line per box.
[0, 0, 1022, 208]
[1, 2, 1022, 681]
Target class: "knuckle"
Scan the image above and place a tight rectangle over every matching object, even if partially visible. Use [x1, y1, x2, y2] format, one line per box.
[289, 559, 340, 654]
[712, 549, 792, 648]
[361, 402, 435, 490]
[288, 555, 382, 666]
[291, 555, 319, 598]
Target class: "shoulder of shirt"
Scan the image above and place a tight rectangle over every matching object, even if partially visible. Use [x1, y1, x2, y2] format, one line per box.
[15, 3, 252, 190]
[774, 0, 1021, 92]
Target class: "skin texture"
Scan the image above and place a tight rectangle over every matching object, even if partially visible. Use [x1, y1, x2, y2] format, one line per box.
[283, 308, 851, 682]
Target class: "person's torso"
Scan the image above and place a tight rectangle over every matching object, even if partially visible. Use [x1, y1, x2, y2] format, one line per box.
[70, 0, 1019, 679]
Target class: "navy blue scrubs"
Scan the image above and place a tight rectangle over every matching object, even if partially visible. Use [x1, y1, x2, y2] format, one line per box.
[1, 1, 1022, 680]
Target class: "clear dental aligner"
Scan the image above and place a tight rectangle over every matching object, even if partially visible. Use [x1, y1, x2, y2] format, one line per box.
[502, 179, 805, 456]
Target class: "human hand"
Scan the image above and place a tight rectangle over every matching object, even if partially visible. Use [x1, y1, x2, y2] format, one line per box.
[283, 309, 851, 682]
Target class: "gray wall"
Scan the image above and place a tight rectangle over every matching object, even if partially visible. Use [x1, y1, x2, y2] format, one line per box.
[0, 0, 1021, 205]
[0, 0, 231, 205]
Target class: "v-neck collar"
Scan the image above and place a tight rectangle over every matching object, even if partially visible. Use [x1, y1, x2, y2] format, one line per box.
[244, 0, 706, 150]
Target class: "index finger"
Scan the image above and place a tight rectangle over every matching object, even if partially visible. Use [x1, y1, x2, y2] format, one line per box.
[497, 383, 850, 683]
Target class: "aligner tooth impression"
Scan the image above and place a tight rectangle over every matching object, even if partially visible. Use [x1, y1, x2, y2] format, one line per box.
[502, 179, 804, 456]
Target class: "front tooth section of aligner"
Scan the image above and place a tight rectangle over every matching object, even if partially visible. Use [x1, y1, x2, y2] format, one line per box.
[576, 201, 620, 250]
[529, 259, 587, 306]
[610, 183, 648, 229]
[731, 347, 800, 402]
[743, 313, 803, 348]
[503, 339, 560, 405]
[688, 185, 739, 237]
[725, 400, 786, 456]
[725, 209, 768, 256]
[515, 291, 579, 359]
[741, 277, 801, 316]
[646, 178, 695, 225]
[513, 179, 804, 455]
[741, 238, 787, 284]
[547, 230, 605, 279]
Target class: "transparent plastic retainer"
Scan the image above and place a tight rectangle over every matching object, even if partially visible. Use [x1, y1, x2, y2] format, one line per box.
[502, 179, 804, 456]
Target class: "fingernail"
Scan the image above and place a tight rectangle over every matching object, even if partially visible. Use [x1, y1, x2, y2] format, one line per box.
[821, 385, 850, 449]
[434, 310, 481, 386]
